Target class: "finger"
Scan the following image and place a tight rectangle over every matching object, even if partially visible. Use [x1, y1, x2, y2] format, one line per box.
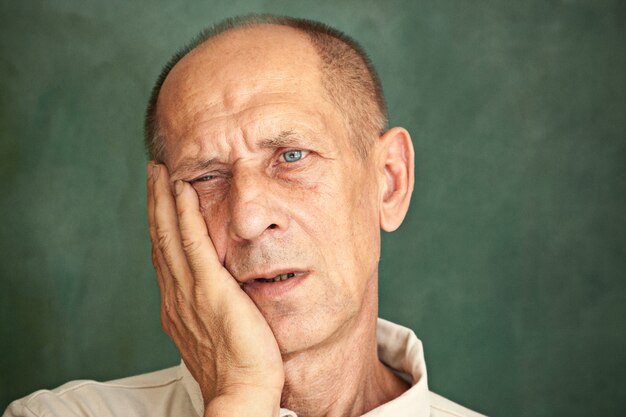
[173, 179, 222, 276]
[147, 161, 158, 244]
[152, 240, 194, 333]
[148, 162, 171, 298]
[152, 244, 170, 302]
[152, 164, 193, 299]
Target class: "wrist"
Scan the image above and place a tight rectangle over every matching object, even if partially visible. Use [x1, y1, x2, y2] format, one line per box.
[204, 387, 282, 417]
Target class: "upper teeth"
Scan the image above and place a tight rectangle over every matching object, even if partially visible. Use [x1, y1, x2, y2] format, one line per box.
[258, 272, 296, 283]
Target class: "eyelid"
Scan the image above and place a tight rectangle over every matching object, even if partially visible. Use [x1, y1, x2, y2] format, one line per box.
[190, 175, 215, 183]
[190, 170, 229, 183]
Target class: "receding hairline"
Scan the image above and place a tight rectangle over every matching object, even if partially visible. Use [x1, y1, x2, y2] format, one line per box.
[144, 15, 388, 162]
[177, 22, 315, 61]
[158, 23, 329, 108]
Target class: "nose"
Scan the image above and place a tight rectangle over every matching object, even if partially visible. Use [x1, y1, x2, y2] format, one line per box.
[227, 167, 288, 242]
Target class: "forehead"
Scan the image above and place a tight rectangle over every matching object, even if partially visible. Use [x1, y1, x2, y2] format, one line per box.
[156, 25, 345, 167]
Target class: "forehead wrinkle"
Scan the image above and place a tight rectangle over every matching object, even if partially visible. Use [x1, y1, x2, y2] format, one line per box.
[167, 96, 315, 141]
[168, 126, 332, 181]
[158, 36, 347, 168]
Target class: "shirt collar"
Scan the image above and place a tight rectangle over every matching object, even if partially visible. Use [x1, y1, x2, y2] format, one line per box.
[179, 318, 431, 417]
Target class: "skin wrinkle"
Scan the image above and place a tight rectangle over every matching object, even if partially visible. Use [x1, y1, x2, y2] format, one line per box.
[219, 155, 334, 284]
[281, 284, 380, 412]
[154, 23, 409, 417]
[146, 20, 387, 163]
[165, 105, 334, 180]
[172, 130, 327, 182]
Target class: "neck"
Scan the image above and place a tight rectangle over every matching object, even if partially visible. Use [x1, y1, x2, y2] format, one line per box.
[279, 286, 409, 417]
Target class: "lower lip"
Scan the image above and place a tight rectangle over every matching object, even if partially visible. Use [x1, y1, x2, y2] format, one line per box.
[243, 273, 308, 300]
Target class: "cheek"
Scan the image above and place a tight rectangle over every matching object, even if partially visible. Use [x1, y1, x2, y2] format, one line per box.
[330, 170, 381, 289]
[293, 167, 381, 277]
[285, 169, 341, 229]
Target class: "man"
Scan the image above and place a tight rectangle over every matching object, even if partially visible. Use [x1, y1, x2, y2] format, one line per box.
[4, 15, 484, 417]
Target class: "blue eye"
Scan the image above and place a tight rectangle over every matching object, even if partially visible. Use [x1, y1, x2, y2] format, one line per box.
[282, 150, 303, 163]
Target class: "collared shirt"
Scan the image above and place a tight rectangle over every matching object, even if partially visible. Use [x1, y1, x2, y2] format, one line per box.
[4, 319, 486, 417]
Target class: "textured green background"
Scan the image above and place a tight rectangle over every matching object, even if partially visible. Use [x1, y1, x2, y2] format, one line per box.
[1, 1, 625, 415]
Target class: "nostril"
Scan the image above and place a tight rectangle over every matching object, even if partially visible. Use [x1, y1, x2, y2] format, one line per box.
[268, 224, 278, 230]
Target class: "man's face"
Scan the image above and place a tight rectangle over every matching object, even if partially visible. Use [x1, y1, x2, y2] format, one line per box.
[157, 26, 382, 354]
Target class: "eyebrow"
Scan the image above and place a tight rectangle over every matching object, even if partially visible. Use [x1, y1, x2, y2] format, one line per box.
[170, 130, 312, 180]
[259, 129, 311, 149]
[170, 157, 220, 180]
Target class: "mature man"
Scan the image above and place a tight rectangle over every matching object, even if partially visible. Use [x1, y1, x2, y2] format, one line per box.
[5, 16, 484, 417]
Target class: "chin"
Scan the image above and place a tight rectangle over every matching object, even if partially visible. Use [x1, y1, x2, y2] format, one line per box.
[263, 311, 317, 355]
[265, 305, 357, 357]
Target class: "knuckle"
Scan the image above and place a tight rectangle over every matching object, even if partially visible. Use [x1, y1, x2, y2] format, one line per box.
[156, 231, 171, 251]
[160, 313, 169, 333]
[151, 248, 159, 267]
[160, 307, 171, 332]
[181, 236, 202, 255]
[162, 301, 171, 317]
[162, 300, 181, 325]
[174, 288, 187, 306]
[192, 282, 208, 304]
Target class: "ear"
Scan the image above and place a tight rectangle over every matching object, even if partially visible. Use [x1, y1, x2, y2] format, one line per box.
[377, 127, 415, 232]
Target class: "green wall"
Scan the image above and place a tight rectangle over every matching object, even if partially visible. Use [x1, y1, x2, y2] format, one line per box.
[1, 1, 624, 415]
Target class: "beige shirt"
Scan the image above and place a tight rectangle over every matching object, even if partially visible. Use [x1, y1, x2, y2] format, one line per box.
[4, 319, 486, 417]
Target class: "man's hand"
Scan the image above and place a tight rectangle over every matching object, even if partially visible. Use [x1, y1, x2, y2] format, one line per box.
[147, 163, 284, 416]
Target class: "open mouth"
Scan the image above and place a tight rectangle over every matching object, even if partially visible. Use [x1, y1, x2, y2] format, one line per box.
[240, 271, 305, 287]
[254, 272, 297, 283]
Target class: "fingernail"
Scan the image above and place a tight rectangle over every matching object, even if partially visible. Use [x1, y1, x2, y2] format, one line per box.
[152, 164, 160, 180]
[174, 180, 184, 196]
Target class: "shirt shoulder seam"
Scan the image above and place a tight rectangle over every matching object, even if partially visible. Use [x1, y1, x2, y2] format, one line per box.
[430, 403, 470, 417]
[22, 402, 40, 417]
[24, 374, 184, 403]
